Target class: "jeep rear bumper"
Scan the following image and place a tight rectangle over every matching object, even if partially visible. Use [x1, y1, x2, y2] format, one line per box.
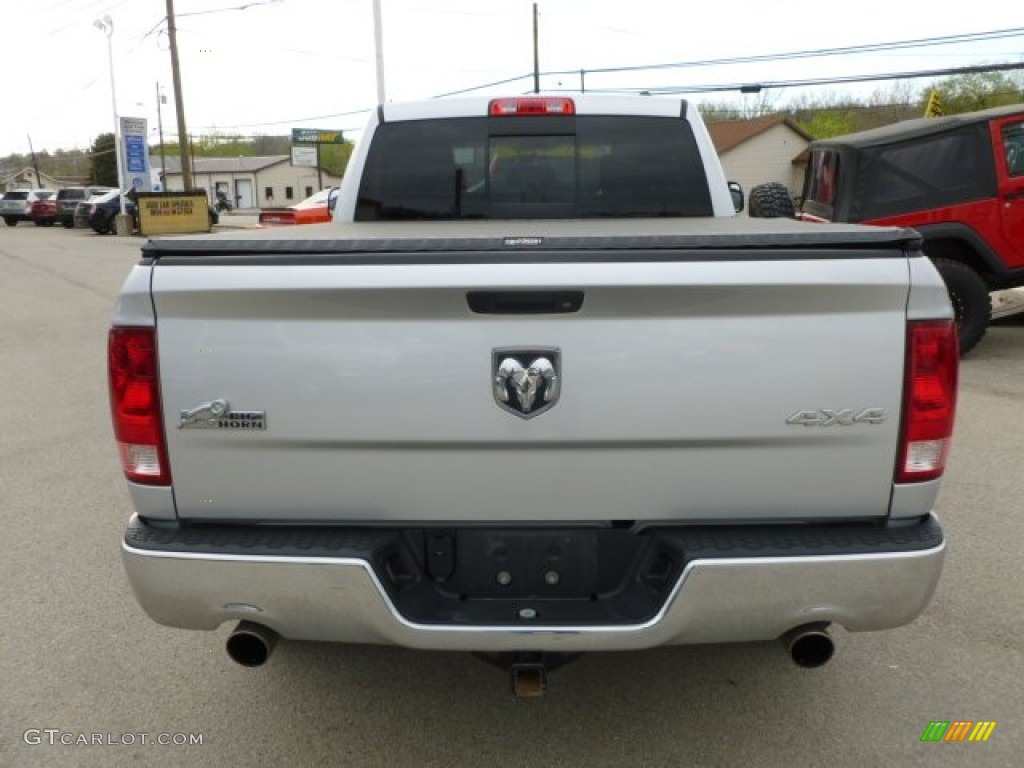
[121, 514, 945, 652]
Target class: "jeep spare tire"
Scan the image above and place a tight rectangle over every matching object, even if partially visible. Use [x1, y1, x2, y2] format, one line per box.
[748, 182, 796, 218]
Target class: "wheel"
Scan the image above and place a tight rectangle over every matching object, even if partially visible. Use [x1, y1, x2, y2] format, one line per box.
[4, 217, 17, 227]
[62, 221, 74, 229]
[931, 257, 990, 355]
[748, 182, 796, 218]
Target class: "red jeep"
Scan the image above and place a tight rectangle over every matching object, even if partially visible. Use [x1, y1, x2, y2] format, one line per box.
[796, 103, 1024, 354]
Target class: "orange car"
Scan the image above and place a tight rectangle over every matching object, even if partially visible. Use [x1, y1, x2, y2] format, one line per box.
[259, 187, 339, 226]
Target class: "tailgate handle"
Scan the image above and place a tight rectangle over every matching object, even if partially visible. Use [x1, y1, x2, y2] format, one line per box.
[467, 291, 583, 315]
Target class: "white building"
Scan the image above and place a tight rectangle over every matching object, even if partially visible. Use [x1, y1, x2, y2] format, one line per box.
[706, 117, 812, 203]
[159, 156, 342, 209]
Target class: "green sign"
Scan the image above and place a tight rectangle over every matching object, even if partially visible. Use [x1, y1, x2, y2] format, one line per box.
[292, 128, 344, 144]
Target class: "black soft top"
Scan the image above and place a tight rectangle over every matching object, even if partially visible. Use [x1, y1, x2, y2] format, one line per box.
[812, 103, 1024, 150]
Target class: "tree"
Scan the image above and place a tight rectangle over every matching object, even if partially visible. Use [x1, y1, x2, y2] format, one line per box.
[88, 133, 118, 186]
[319, 143, 354, 177]
[928, 70, 1024, 114]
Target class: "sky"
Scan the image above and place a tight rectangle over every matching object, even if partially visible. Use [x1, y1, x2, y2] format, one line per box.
[4, 0, 1023, 158]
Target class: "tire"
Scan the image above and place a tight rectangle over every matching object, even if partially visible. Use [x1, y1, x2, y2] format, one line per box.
[748, 182, 796, 218]
[931, 257, 990, 355]
[62, 221, 74, 229]
[4, 217, 17, 227]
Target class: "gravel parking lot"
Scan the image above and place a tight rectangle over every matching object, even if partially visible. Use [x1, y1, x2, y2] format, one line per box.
[1, 226, 1022, 767]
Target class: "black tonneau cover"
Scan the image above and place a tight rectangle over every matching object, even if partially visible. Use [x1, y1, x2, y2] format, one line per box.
[143, 218, 922, 262]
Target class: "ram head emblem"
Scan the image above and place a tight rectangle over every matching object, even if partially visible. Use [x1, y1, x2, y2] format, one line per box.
[492, 349, 561, 419]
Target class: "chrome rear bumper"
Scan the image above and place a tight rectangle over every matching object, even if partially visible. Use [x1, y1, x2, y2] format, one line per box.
[122, 514, 945, 652]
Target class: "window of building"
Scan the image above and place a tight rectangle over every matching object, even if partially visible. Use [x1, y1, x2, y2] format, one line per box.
[305, 186, 313, 198]
[265, 186, 273, 200]
[285, 186, 294, 200]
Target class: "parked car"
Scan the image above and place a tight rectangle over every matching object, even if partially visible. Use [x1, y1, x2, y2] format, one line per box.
[1, 189, 54, 226]
[30, 197, 59, 226]
[259, 187, 339, 226]
[73, 194, 106, 229]
[84, 189, 138, 234]
[56, 186, 111, 228]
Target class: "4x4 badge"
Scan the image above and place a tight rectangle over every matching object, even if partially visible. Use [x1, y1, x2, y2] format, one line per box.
[492, 348, 561, 419]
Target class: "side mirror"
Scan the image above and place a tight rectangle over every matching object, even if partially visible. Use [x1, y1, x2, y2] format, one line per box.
[328, 187, 339, 213]
[728, 181, 744, 213]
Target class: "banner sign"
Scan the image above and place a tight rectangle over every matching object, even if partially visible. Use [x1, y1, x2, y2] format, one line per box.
[291, 128, 344, 144]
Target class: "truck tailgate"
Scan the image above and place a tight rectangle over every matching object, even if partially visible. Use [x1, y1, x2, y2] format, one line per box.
[150, 233, 911, 525]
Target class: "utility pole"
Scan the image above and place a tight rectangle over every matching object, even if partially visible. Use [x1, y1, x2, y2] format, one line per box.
[316, 144, 323, 191]
[166, 0, 193, 189]
[156, 82, 168, 188]
[532, 3, 540, 94]
[27, 135, 43, 188]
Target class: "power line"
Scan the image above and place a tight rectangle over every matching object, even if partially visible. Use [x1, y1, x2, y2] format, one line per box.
[545, 26, 1024, 77]
[431, 73, 535, 99]
[698, 88, 1024, 117]
[580, 60, 1024, 97]
[189, 108, 372, 131]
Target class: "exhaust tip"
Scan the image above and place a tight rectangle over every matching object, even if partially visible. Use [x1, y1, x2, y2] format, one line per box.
[783, 623, 834, 669]
[226, 621, 278, 667]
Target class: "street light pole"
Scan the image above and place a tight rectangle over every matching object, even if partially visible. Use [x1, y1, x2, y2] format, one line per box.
[94, 15, 127, 218]
[372, 0, 386, 103]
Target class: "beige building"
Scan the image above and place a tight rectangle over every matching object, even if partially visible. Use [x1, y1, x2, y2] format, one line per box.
[1, 167, 66, 192]
[706, 117, 812, 203]
[160, 156, 342, 209]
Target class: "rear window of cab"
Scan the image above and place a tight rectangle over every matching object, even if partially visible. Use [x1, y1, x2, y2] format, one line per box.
[356, 115, 713, 221]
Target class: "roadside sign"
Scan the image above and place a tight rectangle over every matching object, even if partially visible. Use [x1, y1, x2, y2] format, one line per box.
[291, 146, 317, 167]
[120, 116, 151, 192]
[291, 128, 344, 144]
[136, 192, 211, 235]
[125, 135, 147, 173]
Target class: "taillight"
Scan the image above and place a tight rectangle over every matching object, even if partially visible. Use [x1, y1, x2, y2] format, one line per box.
[489, 97, 575, 116]
[108, 327, 171, 485]
[896, 320, 958, 483]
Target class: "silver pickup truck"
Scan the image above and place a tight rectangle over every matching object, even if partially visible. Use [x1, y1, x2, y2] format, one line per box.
[111, 96, 958, 694]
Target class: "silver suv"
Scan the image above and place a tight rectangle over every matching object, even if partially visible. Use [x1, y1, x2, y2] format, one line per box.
[1, 189, 54, 226]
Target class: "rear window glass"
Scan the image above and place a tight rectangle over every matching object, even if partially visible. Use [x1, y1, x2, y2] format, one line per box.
[853, 124, 996, 219]
[356, 115, 713, 220]
[35, 191, 54, 200]
[58, 189, 87, 200]
[4, 191, 29, 200]
[803, 150, 840, 209]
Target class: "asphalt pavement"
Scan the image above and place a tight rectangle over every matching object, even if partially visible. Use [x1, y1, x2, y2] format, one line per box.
[0, 224, 1021, 767]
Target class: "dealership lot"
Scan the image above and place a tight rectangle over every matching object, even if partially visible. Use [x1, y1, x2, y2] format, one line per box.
[1, 226, 1021, 767]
